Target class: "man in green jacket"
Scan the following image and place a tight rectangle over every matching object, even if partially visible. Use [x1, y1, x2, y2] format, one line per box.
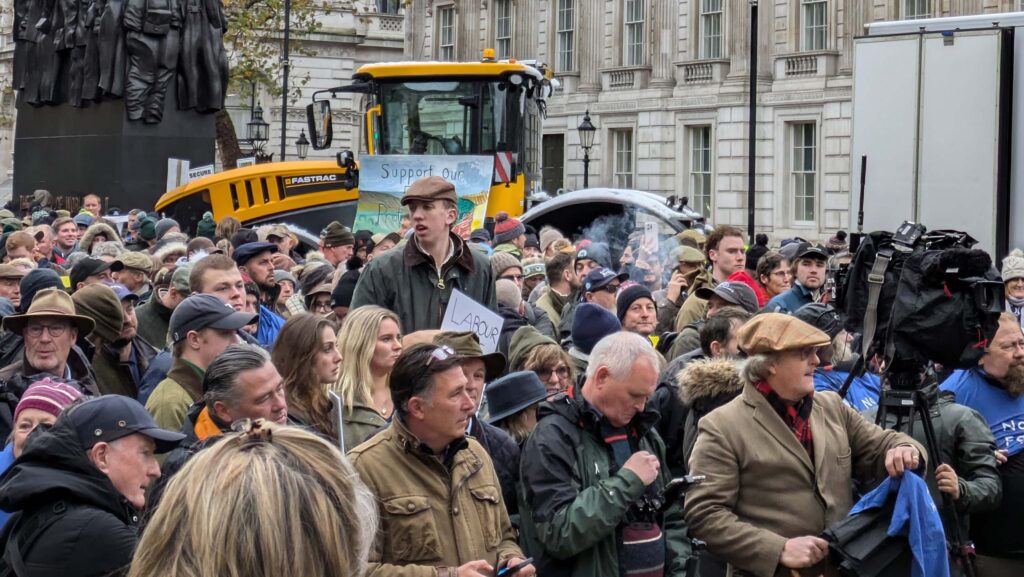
[519, 331, 692, 577]
[350, 176, 496, 333]
[349, 343, 533, 577]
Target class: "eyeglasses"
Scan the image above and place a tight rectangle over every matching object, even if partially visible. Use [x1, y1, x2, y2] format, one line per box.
[312, 301, 332, 312]
[500, 274, 525, 282]
[795, 346, 828, 361]
[25, 323, 70, 338]
[425, 345, 457, 367]
[770, 270, 792, 278]
[601, 283, 621, 293]
[536, 366, 570, 380]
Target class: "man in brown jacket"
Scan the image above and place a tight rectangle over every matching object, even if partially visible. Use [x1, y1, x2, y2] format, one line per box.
[685, 313, 927, 577]
[349, 343, 533, 577]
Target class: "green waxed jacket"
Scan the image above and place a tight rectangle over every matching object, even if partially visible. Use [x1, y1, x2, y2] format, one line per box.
[518, 389, 692, 577]
[350, 233, 496, 333]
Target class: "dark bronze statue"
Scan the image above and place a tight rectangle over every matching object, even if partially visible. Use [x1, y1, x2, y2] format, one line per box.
[10, 0, 227, 122]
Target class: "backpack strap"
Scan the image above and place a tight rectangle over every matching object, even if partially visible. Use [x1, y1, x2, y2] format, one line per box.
[862, 248, 893, 359]
[3, 501, 71, 576]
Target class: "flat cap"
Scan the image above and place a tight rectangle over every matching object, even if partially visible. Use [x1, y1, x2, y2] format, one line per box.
[320, 221, 355, 248]
[737, 312, 830, 355]
[232, 241, 278, 265]
[676, 228, 706, 245]
[671, 245, 705, 264]
[110, 251, 152, 274]
[401, 176, 457, 206]
[0, 264, 26, 280]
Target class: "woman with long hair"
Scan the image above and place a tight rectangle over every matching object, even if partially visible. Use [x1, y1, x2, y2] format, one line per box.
[128, 421, 378, 577]
[333, 305, 402, 449]
[272, 313, 342, 440]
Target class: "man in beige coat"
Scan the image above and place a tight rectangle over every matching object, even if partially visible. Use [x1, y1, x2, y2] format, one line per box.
[349, 343, 533, 577]
[685, 313, 926, 577]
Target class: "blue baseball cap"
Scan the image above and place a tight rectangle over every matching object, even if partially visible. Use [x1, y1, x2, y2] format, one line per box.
[583, 267, 628, 294]
[64, 395, 185, 453]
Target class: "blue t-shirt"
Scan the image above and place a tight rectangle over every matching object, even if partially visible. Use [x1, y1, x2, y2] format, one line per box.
[940, 368, 1024, 455]
[814, 369, 881, 412]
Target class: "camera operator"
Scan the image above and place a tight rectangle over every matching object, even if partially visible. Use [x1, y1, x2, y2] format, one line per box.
[685, 314, 926, 577]
[941, 312, 1024, 575]
[518, 332, 692, 577]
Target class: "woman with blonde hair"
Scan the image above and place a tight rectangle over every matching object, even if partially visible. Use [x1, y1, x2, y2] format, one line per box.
[272, 313, 342, 440]
[128, 421, 378, 577]
[333, 305, 402, 449]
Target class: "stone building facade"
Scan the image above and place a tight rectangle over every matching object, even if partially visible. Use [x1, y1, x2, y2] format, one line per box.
[404, 0, 1019, 240]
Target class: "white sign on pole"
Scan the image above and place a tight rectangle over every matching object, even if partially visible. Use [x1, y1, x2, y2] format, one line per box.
[187, 164, 215, 182]
[166, 158, 190, 192]
[440, 289, 504, 354]
[237, 157, 257, 168]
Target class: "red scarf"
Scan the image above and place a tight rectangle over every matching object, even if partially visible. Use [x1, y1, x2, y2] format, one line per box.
[754, 380, 814, 461]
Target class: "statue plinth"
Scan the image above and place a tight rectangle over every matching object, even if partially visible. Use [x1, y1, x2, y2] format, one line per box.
[13, 79, 215, 211]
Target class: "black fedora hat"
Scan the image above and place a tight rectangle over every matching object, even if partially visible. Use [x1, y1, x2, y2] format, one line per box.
[485, 371, 548, 424]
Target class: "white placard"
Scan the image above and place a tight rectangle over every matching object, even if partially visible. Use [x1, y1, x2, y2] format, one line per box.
[237, 157, 257, 168]
[187, 164, 215, 182]
[166, 158, 190, 192]
[440, 289, 504, 354]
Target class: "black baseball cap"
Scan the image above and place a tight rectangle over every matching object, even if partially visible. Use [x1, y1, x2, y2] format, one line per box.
[793, 303, 843, 339]
[583, 267, 629, 293]
[70, 257, 113, 289]
[169, 294, 258, 343]
[695, 281, 760, 314]
[794, 242, 828, 261]
[65, 395, 185, 453]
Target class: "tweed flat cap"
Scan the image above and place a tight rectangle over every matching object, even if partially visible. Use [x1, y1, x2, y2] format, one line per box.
[401, 176, 457, 206]
[736, 312, 830, 355]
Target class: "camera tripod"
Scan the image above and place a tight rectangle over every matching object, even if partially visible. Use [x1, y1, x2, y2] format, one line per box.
[866, 368, 976, 577]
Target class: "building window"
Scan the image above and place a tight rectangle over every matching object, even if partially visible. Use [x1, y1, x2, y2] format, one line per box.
[624, 0, 645, 66]
[494, 0, 513, 59]
[556, 0, 574, 72]
[699, 0, 723, 59]
[791, 123, 817, 223]
[438, 6, 455, 61]
[689, 126, 713, 218]
[612, 129, 634, 189]
[801, 0, 826, 51]
[903, 0, 930, 19]
[377, 0, 401, 13]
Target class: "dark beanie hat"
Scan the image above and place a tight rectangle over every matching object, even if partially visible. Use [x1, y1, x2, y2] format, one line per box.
[19, 268, 62, 313]
[138, 216, 158, 242]
[571, 303, 621, 355]
[71, 284, 124, 343]
[332, 269, 360, 309]
[616, 284, 655, 323]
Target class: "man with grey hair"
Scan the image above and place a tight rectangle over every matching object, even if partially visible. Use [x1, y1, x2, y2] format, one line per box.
[518, 331, 692, 577]
[159, 343, 287, 477]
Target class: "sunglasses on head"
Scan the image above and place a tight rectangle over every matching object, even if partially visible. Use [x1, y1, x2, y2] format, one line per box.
[425, 345, 457, 367]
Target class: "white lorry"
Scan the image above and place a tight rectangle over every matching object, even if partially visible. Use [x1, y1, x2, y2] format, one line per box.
[852, 12, 1024, 256]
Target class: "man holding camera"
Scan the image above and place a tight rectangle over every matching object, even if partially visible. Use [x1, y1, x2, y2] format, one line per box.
[518, 331, 692, 577]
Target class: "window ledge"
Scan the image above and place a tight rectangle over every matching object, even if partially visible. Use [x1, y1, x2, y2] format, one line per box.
[600, 66, 652, 91]
[674, 58, 731, 84]
[774, 51, 840, 79]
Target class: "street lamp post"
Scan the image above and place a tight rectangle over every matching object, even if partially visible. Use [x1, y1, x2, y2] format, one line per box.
[280, 0, 291, 161]
[248, 104, 271, 163]
[747, 0, 758, 244]
[578, 110, 596, 189]
[295, 130, 310, 160]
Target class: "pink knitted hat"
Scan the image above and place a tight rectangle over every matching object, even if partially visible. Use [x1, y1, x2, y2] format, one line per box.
[14, 379, 83, 423]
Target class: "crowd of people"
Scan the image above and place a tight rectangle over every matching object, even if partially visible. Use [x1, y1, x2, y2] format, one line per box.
[0, 180, 1019, 577]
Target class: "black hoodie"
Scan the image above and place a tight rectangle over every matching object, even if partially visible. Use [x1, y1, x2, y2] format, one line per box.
[0, 418, 138, 577]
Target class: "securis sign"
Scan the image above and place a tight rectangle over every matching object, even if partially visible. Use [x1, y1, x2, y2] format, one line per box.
[283, 173, 346, 196]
